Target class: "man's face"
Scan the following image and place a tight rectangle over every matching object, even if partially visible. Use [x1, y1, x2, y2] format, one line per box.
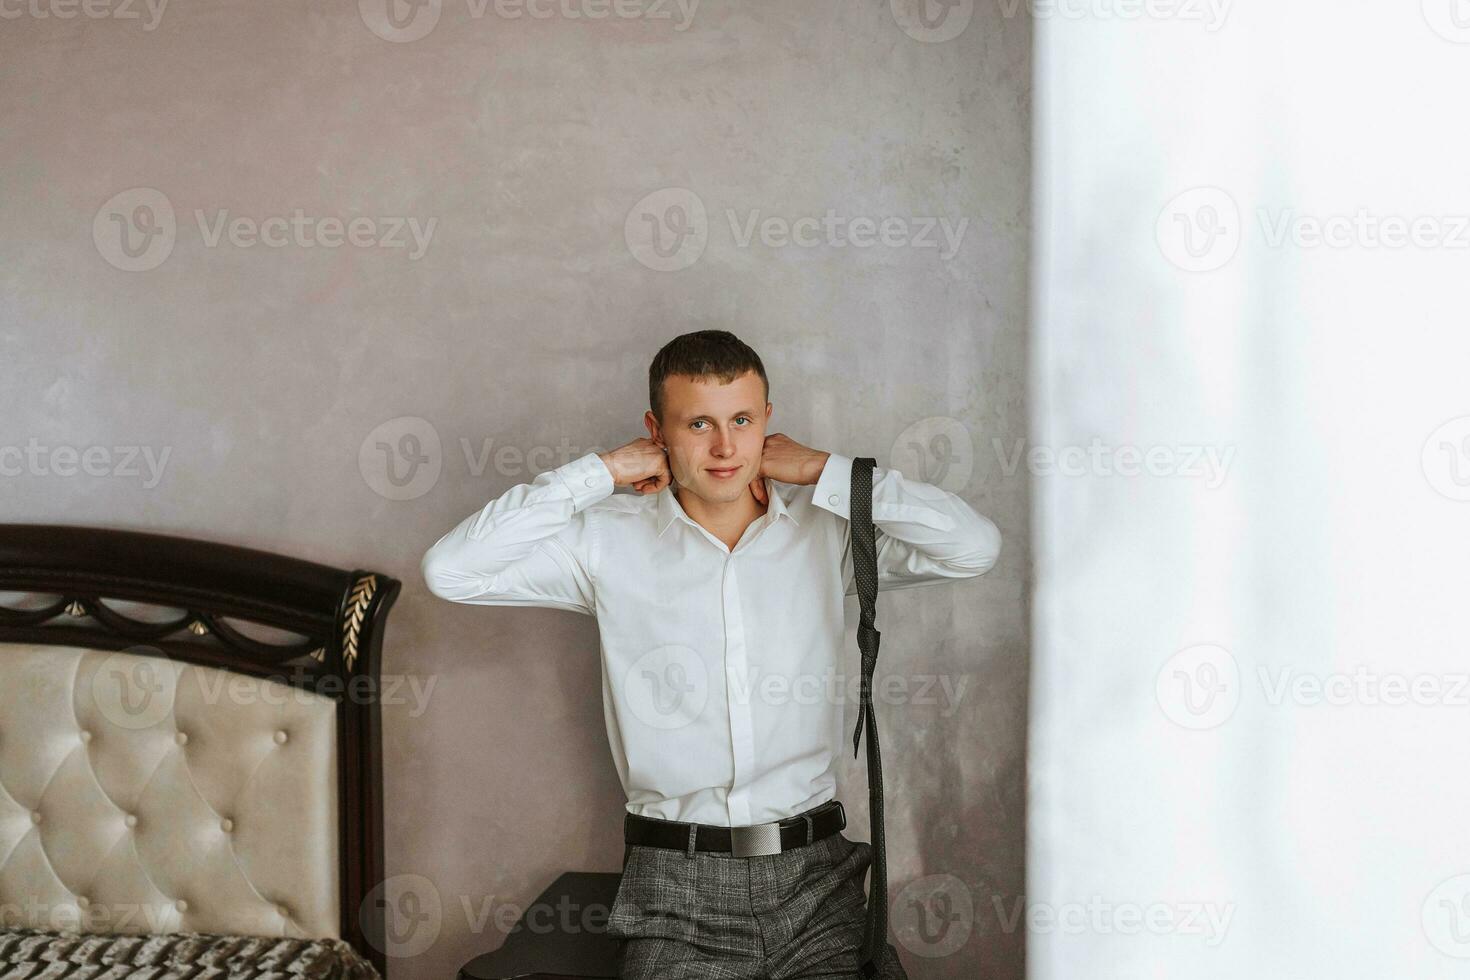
[647, 370, 771, 504]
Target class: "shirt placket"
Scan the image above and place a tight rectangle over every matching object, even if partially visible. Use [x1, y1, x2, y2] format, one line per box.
[721, 553, 756, 827]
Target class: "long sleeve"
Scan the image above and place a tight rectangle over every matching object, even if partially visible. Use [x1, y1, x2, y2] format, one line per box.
[419, 450, 614, 616]
[811, 451, 1002, 596]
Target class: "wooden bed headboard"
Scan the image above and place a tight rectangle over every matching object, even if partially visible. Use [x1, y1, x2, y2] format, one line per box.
[0, 524, 400, 979]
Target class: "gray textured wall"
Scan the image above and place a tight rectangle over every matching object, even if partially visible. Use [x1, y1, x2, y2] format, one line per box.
[0, 2, 1030, 977]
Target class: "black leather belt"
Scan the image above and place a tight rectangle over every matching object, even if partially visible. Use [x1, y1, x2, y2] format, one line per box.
[623, 799, 846, 858]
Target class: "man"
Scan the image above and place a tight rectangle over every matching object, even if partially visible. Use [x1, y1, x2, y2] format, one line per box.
[421, 330, 1002, 979]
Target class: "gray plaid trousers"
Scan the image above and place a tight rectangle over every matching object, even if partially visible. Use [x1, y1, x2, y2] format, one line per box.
[607, 825, 909, 979]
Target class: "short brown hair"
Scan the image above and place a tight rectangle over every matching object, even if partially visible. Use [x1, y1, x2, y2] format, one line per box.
[648, 330, 769, 425]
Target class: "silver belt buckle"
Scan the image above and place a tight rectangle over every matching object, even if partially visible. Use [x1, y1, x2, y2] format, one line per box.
[729, 820, 783, 858]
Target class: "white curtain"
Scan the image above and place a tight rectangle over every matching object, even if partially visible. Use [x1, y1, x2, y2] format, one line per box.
[1029, 3, 1470, 977]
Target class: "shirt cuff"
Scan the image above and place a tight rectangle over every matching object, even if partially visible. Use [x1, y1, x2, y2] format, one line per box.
[811, 451, 854, 520]
[554, 451, 616, 511]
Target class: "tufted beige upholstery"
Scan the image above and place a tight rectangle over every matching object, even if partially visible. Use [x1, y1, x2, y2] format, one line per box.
[0, 642, 340, 942]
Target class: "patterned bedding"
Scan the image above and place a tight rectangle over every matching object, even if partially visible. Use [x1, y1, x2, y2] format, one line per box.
[0, 928, 380, 980]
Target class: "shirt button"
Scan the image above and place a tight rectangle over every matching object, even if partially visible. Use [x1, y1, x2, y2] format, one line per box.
[828, 494, 841, 506]
[585, 477, 595, 487]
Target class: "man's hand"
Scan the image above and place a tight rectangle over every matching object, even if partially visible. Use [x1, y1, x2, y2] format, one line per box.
[599, 438, 672, 495]
[749, 434, 830, 506]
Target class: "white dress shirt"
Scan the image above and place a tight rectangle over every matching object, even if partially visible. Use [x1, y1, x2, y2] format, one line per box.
[420, 450, 1001, 827]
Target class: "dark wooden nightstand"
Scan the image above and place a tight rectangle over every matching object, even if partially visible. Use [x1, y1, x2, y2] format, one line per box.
[457, 871, 624, 980]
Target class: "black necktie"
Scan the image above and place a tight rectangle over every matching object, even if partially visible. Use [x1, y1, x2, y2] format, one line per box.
[849, 456, 892, 978]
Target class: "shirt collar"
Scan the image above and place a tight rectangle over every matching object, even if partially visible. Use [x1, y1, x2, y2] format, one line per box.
[657, 477, 799, 537]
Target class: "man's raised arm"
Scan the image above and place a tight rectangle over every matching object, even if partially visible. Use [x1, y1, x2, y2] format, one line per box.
[810, 451, 1003, 596]
[419, 451, 614, 616]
